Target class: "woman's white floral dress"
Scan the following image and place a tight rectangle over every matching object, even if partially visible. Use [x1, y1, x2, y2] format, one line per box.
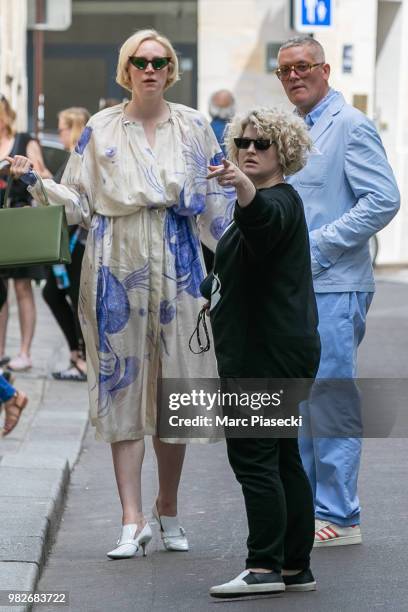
[30, 102, 234, 442]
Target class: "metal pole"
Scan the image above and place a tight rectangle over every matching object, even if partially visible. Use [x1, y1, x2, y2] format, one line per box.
[33, 0, 45, 137]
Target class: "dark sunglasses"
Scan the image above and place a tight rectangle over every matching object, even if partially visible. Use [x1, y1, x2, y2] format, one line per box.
[234, 137, 273, 151]
[128, 56, 171, 71]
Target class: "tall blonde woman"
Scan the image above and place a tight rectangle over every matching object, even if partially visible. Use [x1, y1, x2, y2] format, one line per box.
[8, 30, 233, 558]
[42, 107, 90, 381]
[0, 95, 51, 371]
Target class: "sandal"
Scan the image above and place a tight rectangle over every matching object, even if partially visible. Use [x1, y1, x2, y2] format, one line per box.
[52, 360, 87, 382]
[2, 390, 28, 436]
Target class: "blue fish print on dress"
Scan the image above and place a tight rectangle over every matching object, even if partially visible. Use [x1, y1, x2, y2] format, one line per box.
[160, 300, 176, 325]
[164, 209, 203, 298]
[143, 165, 165, 196]
[75, 126, 92, 155]
[209, 190, 236, 240]
[210, 152, 224, 166]
[96, 264, 150, 416]
[180, 136, 208, 212]
[98, 353, 140, 417]
[207, 149, 236, 239]
[105, 146, 117, 158]
[91, 215, 109, 243]
[173, 187, 205, 216]
[181, 141, 231, 223]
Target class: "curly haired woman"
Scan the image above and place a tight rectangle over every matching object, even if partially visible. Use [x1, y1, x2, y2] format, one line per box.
[203, 107, 321, 598]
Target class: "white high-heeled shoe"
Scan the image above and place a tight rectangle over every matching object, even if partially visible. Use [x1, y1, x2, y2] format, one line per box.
[152, 504, 189, 552]
[107, 523, 152, 559]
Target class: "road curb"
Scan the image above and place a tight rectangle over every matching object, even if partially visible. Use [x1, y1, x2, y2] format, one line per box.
[0, 378, 89, 612]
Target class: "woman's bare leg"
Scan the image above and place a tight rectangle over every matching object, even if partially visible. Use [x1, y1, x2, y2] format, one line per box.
[153, 436, 186, 516]
[0, 296, 9, 358]
[14, 279, 36, 356]
[111, 439, 146, 526]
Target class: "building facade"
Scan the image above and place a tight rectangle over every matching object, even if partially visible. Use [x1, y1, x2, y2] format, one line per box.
[0, 0, 405, 263]
[199, 0, 407, 265]
[0, 0, 28, 131]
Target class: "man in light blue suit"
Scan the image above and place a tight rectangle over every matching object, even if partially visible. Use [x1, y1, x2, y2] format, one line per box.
[277, 36, 400, 547]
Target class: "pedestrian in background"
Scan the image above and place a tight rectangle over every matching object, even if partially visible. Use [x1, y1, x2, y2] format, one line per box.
[98, 97, 121, 110]
[42, 107, 90, 382]
[204, 107, 320, 598]
[0, 277, 28, 436]
[8, 29, 232, 560]
[0, 94, 51, 372]
[209, 89, 235, 156]
[0, 372, 28, 436]
[276, 36, 400, 546]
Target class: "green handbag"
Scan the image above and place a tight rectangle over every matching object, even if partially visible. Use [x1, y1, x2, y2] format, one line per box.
[0, 173, 71, 268]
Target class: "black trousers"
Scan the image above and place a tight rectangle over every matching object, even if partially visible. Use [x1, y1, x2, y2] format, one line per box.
[226, 435, 314, 571]
[42, 243, 85, 355]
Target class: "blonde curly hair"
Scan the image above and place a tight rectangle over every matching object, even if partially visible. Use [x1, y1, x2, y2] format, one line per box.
[225, 107, 312, 176]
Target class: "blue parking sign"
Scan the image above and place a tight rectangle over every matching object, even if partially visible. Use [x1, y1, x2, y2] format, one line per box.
[293, 0, 333, 31]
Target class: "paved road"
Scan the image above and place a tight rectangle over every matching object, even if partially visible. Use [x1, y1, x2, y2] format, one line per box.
[34, 280, 408, 612]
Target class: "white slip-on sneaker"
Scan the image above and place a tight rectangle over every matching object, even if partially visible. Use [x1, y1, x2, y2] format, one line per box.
[107, 523, 152, 559]
[282, 568, 317, 591]
[210, 570, 285, 598]
[152, 504, 189, 551]
[314, 519, 362, 547]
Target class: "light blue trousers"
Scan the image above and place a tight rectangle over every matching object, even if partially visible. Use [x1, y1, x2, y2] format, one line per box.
[299, 292, 373, 527]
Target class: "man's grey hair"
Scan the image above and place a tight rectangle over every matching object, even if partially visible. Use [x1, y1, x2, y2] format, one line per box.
[278, 36, 325, 63]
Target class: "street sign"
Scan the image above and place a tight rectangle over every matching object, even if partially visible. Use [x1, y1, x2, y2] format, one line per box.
[292, 0, 333, 32]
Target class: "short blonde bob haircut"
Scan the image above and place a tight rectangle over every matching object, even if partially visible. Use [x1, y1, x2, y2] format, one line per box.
[58, 107, 90, 152]
[0, 96, 16, 137]
[116, 29, 180, 92]
[225, 107, 312, 176]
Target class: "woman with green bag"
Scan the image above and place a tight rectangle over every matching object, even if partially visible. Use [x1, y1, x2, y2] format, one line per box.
[7, 29, 233, 560]
[0, 95, 51, 372]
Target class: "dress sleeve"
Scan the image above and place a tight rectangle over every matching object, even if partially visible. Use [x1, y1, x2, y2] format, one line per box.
[198, 120, 236, 251]
[28, 125, 95, 228]
[174, 113, 235, 251]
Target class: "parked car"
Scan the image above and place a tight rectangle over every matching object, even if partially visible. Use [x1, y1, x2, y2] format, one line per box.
[39, 132, 69, 176]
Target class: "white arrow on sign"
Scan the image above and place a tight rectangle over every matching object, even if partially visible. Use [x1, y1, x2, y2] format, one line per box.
[317, 1, 328, 22]
[305, 0, 318, 24]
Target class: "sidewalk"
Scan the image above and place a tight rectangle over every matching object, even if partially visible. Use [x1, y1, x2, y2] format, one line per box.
[0, 286, 89, 612]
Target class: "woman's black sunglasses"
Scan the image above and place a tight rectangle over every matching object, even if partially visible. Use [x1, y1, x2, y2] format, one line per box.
[234, 137, 273, 151]
[128, 56, 171, 71]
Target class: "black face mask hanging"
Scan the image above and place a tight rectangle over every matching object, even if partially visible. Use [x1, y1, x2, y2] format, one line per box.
[189, 304, 210, 354]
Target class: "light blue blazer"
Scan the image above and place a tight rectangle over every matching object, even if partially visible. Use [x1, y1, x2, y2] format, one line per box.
[288, 92, 400, 293]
